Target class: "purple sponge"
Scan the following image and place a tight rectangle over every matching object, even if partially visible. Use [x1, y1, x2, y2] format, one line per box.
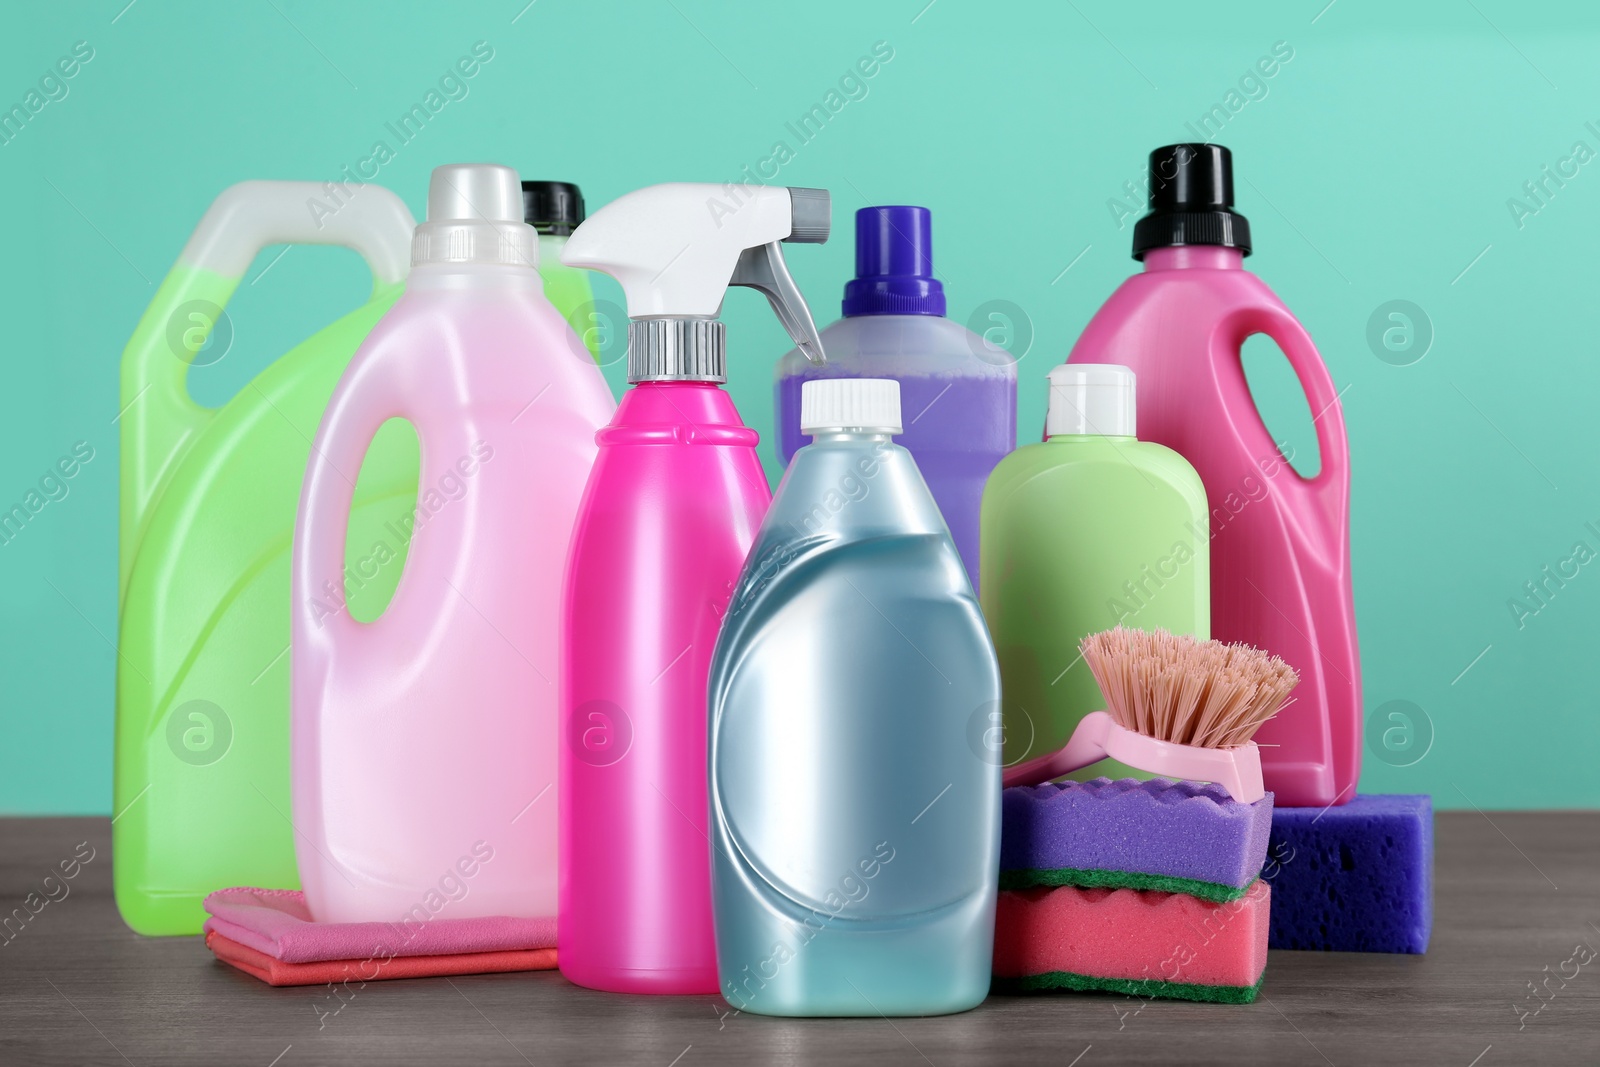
[1262, 794, 1433, 954]
[1001, 778, 1274, 903]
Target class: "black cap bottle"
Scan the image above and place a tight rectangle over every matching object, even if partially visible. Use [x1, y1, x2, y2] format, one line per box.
[1131, 144, 1251, 260]
[521, 181, 585, 236]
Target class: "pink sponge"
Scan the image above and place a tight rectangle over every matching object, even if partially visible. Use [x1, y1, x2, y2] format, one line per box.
[993, 881, 1270, 1003]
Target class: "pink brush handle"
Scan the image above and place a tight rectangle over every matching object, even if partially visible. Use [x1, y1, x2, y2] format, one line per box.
[1002, 711, 1266, 804]
[1002, 711, 1114, 788]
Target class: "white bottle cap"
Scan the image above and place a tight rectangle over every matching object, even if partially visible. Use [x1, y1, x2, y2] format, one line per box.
[1047, 363, 1136, 437]
[412, 163, 539, 269]
[800, 378, 902, 434]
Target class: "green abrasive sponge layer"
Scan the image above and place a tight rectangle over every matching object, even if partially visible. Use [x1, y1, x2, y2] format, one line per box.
[992, 968, 1266, 1005]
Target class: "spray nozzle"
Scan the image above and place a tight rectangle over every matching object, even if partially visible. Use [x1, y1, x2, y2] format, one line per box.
[562, 183, 831, 382]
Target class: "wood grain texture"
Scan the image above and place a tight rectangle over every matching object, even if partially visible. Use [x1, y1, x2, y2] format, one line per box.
[0, 812, 1595, 1066]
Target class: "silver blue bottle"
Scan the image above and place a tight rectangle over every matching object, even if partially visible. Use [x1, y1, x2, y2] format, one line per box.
[708, 377, 1001, 1017]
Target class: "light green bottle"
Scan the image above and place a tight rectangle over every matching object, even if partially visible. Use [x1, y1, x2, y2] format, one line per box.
[524, 180, 605, 361]
[115, 178, 600, 936]
[978, 363, 1209, 779]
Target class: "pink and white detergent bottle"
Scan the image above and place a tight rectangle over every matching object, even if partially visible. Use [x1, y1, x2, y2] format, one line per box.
[1068, 144, 1360, 808]
[557, 183, 831, 993]
[292, 164, 615, 923]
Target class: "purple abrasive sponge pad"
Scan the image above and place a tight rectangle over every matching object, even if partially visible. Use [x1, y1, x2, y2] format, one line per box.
[1000, 778, 1274, 903]
[1262, 794, 1433, 954]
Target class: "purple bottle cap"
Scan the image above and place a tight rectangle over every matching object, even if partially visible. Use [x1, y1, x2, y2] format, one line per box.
[842, 205, 946, 317]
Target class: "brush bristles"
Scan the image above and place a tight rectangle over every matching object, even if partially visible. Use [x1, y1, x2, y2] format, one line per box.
[1080, 627, 1300, 749]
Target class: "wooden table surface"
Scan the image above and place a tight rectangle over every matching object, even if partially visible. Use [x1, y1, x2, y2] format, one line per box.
[1, 812, 1595, 1066]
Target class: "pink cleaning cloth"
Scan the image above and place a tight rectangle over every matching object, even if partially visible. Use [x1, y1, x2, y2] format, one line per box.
[206, 930, 557, 987]
[202, 887, 557, 964]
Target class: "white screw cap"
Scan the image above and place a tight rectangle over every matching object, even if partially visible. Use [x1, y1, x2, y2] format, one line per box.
[427, 163, 523, 222]
[412, 163, 539, 269]
[1047, 363, 1136, 437]
[801, 378, 902, 434]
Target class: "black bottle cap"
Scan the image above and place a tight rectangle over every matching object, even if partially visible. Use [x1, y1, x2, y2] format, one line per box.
[520, 180, 585, 236]
[1131, 144, 1251, 260]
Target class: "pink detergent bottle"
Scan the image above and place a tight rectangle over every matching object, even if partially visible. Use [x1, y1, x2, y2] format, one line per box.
[292, 164, 615, 922]
[557, 182, 831, 993]
[1068, 144, 1360, 808]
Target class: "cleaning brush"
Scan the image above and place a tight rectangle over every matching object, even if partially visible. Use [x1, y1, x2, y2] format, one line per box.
[1002, 627, 1299, 802]
[1083, 627, 1298, 749]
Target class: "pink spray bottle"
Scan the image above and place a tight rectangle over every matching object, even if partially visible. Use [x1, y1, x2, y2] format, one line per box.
[557, 183, 831, 993]
[1068, 144, 1360, 807]
[292, 164, 615, 922]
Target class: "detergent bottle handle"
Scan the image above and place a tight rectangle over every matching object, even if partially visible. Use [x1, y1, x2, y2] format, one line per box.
[119, 181, 415, 591]
[175, 180, 413, 286]
[293, 329, 417, 652]
[1225, 299, 1350, 527]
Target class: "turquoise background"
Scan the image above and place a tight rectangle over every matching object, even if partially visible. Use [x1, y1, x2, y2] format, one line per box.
[2, 0, 1596, 812]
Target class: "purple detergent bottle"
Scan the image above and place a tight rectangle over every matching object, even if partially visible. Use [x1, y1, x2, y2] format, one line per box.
[776, 206, 1016, 587]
